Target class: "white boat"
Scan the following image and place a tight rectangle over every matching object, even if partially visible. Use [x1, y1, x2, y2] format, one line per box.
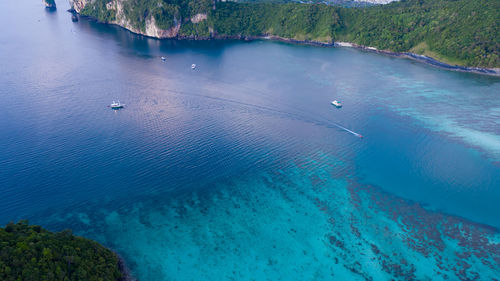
[191, 64, 196, 69]
[331, 100, 342, 108]
[110, 101, 124, 109]
[161, 56, 166, 61]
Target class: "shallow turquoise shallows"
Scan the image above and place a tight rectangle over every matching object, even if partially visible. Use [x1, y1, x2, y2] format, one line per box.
[1, 1, 499, 280]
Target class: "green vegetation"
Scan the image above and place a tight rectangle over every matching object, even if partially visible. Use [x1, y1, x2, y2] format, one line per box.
[337, 0, 499, 68]
[78, 0, 499, 68]
[179, 19, 212, 37]
[81, 0, 116, 22]
[212, 3, 341, 42]
[0, 221, 123, 281]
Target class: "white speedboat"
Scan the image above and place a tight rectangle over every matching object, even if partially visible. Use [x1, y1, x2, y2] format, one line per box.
[191, 64, 196, 69]
[161, 56, 166, 61]
[110, 101, 124, 109]
[331, 100, 342, 108]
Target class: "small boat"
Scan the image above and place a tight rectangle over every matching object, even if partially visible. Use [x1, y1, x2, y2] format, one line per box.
[191, 64, 196, 70]
[161, 56, 166, 61]
[110, 101, 124, 109]
[331, 100, 342, 108]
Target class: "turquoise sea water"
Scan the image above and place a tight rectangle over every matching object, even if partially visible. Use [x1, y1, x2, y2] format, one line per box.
[1, 1, 499, 280]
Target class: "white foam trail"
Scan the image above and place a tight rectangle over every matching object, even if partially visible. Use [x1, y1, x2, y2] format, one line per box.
[142, 79, 364, 139]
[331, 123, 363, 138]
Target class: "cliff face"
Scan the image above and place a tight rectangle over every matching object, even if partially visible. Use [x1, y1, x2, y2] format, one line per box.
[70, 0, 208, 39]
[69, 0, 89, 13]
[144, 16, 181, 38]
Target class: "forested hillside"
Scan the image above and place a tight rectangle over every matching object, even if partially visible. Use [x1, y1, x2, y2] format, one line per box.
[76, 0, 500, 68]
[338, 0, 499, 67]
[212, 3, 342, 42]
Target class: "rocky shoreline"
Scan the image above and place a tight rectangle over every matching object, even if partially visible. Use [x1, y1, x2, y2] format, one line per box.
[116, 252, 137, 281]
[239, 37, 499, 76]
[333, 42, 500, 76]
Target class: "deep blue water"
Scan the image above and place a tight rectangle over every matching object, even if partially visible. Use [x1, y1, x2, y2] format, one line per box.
[1, 1, 499, 280]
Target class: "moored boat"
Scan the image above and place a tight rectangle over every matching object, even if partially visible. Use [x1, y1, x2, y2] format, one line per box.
[331, 100, 342, 108]
[110, 101, 124, 109]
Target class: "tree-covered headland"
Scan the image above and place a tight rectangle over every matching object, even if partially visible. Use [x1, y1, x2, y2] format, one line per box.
[0, 221, 125, 281]
[78, 0, 499, 68]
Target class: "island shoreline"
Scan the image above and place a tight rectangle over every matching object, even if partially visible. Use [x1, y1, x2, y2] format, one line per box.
[74, 13, 500, 77]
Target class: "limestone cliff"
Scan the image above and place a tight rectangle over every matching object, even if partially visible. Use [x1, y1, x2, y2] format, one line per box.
[69, 0, 89, 13]
[69, 0, 209, 39]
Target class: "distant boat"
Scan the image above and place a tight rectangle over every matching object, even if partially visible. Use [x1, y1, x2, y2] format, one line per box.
[161, 56, 166, 61]
[331, 100, 342, 108]
[191, 64, 196, 69]
[110, 101, 124, 109]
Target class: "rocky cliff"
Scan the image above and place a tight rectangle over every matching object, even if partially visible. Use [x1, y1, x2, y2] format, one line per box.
[69, 0, 89, 12]
[70, 0, 210, 39]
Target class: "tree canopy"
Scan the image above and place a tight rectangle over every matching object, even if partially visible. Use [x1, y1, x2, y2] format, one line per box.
[0, 221, 124, 281]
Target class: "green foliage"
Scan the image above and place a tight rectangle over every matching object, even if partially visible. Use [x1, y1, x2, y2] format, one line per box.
[212, 3, 341, 41]
[0, 221, 123, 281]
[336, 0, 500, 67]
[81, 0, 116, 22]
[153, 4, 180, 30]
[179, 20, 212, 37]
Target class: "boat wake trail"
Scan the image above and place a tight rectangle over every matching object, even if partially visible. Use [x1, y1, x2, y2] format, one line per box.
[192, 74, 365, 139]
[331, 123, 363, 138]
[166, 87, 364, 139]
[127, 74, 364, 139]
